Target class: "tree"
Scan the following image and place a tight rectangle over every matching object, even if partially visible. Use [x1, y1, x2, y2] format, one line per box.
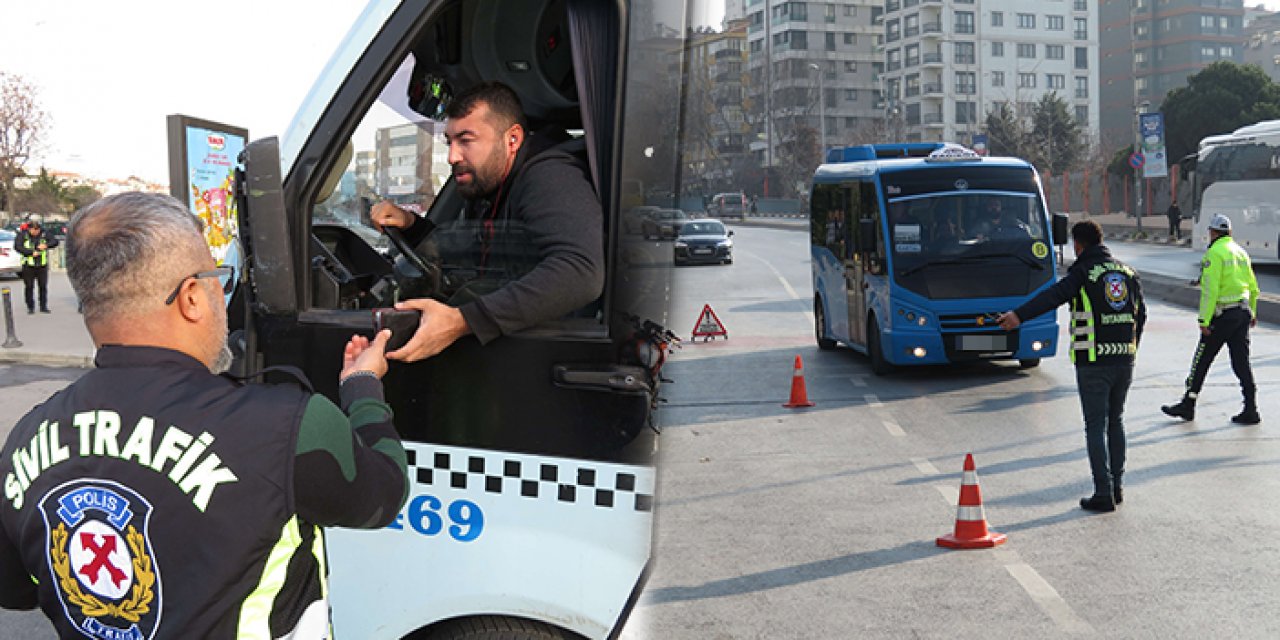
[64, 184, 102, 212]
[1160, 61, 1280, 163]
[0, 72, 48, 213]
[1026, 92, 1085, 174]
[13, 167, 65, 215]
[983, 102, 1023, 158]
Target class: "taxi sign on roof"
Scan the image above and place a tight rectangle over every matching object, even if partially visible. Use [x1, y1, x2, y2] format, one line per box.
[924, 143, 982, 162]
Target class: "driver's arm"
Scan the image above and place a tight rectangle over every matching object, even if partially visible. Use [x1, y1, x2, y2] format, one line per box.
[370, 201, 433, 246]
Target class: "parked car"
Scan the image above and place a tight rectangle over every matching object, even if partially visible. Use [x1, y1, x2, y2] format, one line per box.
[710, 192, 747, 220]
[674, 219, 733, 265]
[641, 208, 687, 240]
[0, 230, 21, 279]
[623, 205, 662, 235]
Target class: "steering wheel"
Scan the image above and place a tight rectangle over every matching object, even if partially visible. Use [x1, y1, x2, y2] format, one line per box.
[384, 226, 434, 276]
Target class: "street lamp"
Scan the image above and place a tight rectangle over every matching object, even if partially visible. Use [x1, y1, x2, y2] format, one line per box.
[809, 62, 826, 154]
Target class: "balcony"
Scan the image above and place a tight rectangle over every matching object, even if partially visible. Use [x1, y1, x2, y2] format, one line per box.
[922, 52, 943, 65]
[905, 25, 919, 37]
[922, 82, 944, 95]
[886, 32, 901, 43]
[922, 113, 944, 125]
[887, 60, 902, 71]
[887, 0, 901, 11]
[955, 24, 975, 35]
[955, 84, 977, 95]
[922, 22, 942, 35]
[904, 85, 921, 97]
[905, 56, 920, 67]
[955, 54, 976, 64]
[716, 48, 742, 60]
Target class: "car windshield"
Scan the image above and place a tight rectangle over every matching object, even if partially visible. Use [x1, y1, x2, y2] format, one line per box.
[658, 210, 686, 220]
[887, 191, 1050, 274]
[681, 221, 725, 236]
[0, 231, 13, 241]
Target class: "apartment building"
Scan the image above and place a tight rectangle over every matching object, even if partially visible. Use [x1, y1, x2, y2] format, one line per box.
[881, 0, 1100, 146]
[742, 0, 886, 168]
[1243, 9, 1280, 84]
[1098, 0, 1245, 148]
[681, 20, 752, 191]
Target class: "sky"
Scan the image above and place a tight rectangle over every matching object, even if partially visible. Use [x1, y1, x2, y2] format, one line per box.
[1, 1, 368, 185]
[4, 0, 1280, 185]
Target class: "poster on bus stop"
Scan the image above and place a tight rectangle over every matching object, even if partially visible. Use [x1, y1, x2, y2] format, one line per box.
[1139, 112, 1168, 179]
[166, 115, 248, 265]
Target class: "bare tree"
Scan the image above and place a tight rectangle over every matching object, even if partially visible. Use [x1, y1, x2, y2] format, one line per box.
[0, 72, 49, 212]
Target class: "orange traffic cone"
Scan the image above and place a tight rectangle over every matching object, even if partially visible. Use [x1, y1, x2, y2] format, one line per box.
[782, 355, 815, 408]
[936, 453, 1007, 549]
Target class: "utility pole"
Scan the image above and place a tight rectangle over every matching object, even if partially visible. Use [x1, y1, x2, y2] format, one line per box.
[809, 63, 826, 154]
[764, 0, 773, 197]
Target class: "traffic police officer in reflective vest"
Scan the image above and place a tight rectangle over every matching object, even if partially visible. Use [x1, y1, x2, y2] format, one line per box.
[1161, 213, 1261, 425]
[15, 218, 59, 314]
[0, 193, 408, 638]
[998, 220, 1146, 512]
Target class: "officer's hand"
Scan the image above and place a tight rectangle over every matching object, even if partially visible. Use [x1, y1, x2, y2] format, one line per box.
[996, 311, 1021, 330]
[370, 201, 414, 232]
[386, 298, 471, 363]
[341, 329, 391, 380]
[1251, 317, 1258, 329]
[1200, 325, 1212, 337]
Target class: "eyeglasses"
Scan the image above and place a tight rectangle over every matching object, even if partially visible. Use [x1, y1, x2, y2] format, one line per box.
[164, 266, 235, 305]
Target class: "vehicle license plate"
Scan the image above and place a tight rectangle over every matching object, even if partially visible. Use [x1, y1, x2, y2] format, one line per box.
[693, 248, 712, 255]
[958, 334, 1006, 351]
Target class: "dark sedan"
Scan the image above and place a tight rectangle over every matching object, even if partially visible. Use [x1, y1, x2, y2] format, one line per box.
[641, 208, 687, 240]
[673, 219, 733, 265]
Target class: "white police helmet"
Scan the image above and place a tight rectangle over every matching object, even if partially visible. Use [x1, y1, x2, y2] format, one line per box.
[1209, 214, 1232, 233]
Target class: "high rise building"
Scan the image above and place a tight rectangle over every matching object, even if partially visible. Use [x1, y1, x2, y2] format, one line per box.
[1098, 0, 1245, 150]
[881, 0, 1100, 146]
[681, 19, 752, 192]
[1243, 9, 1280, 85]
[743, 1, 886, 177]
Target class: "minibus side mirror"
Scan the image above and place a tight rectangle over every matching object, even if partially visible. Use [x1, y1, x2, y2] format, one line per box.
[1052, 213, 1069, 246]
[857, 218, 878, 253]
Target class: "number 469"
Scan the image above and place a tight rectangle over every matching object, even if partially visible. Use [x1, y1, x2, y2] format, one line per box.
[387, 495, 484, 542]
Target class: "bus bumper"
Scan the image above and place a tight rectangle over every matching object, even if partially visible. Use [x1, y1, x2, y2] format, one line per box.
[884, 322, 1059, 365]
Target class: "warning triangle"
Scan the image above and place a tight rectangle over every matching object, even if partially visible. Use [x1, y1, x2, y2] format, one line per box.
[691, 304, 728, 341]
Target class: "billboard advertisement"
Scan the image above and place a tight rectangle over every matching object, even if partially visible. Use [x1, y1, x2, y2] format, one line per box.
[1139, 112, 1168, 179]
[166, 115, 248, 265]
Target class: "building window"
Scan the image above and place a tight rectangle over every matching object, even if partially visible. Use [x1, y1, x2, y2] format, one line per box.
[955, 41, 976, 64]
[1220, 45, 1235, 58]
[1017, 43, 1036, 58]
[750, 40, 762, 53]
[906, 43, 920, 66]
[1201, 45, 1217, 59]
[992, 41, 1004, 57]
[887, 19, 900, 42]
[904, 14, 919, 37]
[826, 32, 837, 51]
[1017, 13, 1035, 29]
[1018, 73, 1036, 88]
[1074, 46, 1088, 69]
[887, 49, 902, 71]
[1047, 74, 1065, 89]
[1135, 50, 1147, 64]
[956, 101, 978, 124]
[1136, 77, 1148, 92]
[1074, 76, 1088, 98]
[955, 11, 975, 34]
[845, 61, 858, 72]
[992, 70, 1005, 87]
[826, 3, 837, 22]
[844, 33, 856, 45]
[956, 71, 977, 94]
[992, 11, 1004, 27]
[846, 89, 858, 101]
[1074, 18, 1088, 40]
[1074, 105, 1088, 125]
[1074, 0, 1087, 10]
[844, 5, 856, 16]
[1047, 44, 1064, 59]
[1047, 15, 1064, 31]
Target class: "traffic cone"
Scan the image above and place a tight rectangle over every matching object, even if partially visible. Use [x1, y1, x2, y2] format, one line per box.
[936, 453, 1007, 549]
[782, 355, 815, 408]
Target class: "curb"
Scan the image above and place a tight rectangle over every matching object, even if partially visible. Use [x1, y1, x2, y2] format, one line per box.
[0, 349, 95, 369]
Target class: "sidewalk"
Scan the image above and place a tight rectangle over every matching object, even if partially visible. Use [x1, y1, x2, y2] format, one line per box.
[0, 270, 95, 368]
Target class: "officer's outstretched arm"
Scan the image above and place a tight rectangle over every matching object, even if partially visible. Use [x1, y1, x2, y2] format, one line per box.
[293, 332, 409, 528]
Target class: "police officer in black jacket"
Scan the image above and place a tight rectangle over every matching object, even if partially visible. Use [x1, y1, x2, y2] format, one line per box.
[0, 193, 408, 638]
[370, 81, 603, 362]
[998, 220, 1146, 512]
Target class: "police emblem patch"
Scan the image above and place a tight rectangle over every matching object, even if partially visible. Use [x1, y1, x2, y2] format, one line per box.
[39, 479, 162, 640]
[1104, 272, 1129, 310]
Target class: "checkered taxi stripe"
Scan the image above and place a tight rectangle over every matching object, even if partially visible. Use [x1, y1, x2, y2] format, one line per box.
[405, 448, 654, 512]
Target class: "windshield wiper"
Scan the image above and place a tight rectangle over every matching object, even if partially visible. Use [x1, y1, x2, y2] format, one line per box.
[901, 252, 1046, 277]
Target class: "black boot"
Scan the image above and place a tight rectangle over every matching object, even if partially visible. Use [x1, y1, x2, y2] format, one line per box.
[1113, 478, 1123, 505]
[1080, 494, 1116, 512]
[1162, 396, 1196, 421]
[1233, 388, 1261, 425]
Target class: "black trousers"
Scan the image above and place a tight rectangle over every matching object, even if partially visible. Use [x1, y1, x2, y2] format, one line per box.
[1184, 307, 1255, 398]
[1167, 217, 1180, 239]
[20, 265, 48, 312]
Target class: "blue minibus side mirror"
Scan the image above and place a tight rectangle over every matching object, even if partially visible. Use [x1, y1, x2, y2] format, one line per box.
[1052, 213, 1069, 246]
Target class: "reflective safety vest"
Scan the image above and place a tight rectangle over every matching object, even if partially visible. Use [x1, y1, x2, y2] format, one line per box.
[19, 235, 49, 268]
[1198, 236, 1260, 326]
[1069, 259, 1143, 365]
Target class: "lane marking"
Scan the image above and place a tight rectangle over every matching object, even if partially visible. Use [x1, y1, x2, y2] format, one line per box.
[849, 375, 868, 388]
[910, 457, 939, 475]
[742, 247, 814, 324]
[863, 393, 883, 409]
[1002, 557, 1095, 634]
[882, 419, 906, 437]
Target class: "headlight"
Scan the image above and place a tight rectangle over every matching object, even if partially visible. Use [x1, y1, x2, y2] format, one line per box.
[674, 241, 688, 248]
[717, 240, 733, 247]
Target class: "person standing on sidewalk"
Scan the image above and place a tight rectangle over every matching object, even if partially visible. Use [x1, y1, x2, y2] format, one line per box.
[1161, 213, 1261, 425]
[14, 219, 58, 314]
[997, 220, 1146, 512]
[1166, 199, 1182, 241]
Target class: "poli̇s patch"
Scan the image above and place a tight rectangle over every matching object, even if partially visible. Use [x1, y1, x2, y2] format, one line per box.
[1104, 272, 1129, 310]
[39, 479, 162, 640]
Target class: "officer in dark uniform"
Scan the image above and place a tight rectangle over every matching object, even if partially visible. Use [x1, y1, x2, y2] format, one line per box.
[0, 193, 408, 639]
[14, 218, 59, 314]
[998, 220, 1146, 512]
